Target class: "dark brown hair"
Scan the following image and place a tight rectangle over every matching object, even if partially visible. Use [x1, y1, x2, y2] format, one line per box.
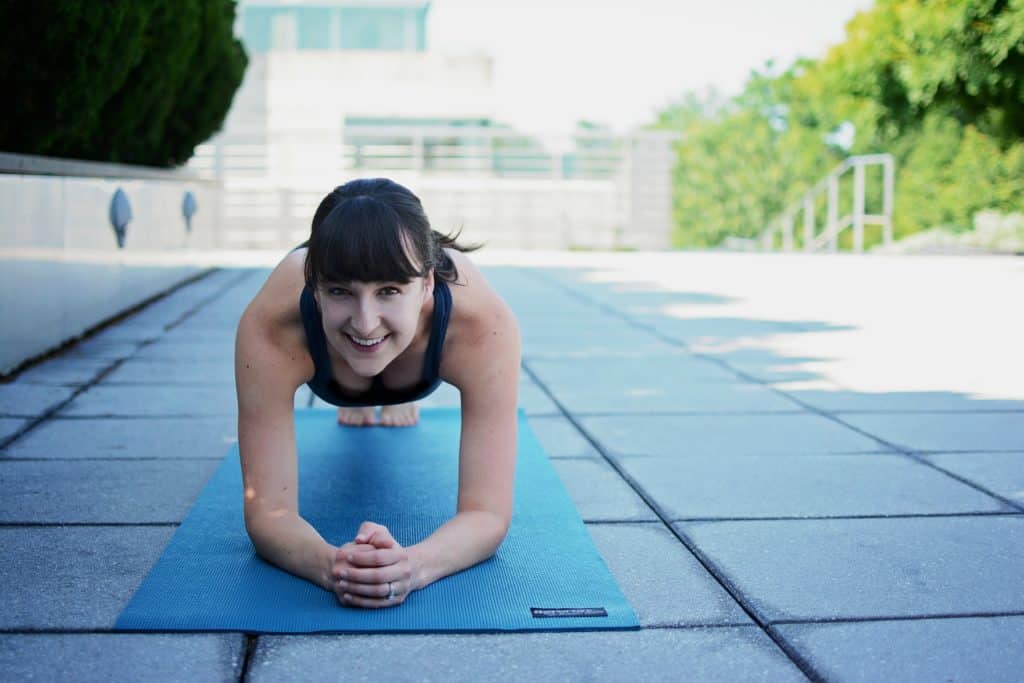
[304, 178, 481, 290]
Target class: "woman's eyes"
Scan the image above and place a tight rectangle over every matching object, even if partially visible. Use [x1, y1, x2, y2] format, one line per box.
[327, 287, 400, 297]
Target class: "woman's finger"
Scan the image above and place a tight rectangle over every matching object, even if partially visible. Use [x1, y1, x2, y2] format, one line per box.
[346, 547, 402, 568]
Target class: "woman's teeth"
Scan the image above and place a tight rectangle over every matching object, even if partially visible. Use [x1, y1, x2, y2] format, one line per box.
[349, 334, 386, 347]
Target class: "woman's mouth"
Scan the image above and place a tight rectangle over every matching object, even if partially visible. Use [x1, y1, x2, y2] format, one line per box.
[347, 333, 389, 353]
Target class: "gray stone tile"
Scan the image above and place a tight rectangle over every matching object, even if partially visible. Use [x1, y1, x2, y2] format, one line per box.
[60, 385, 237, 417]
[581, 414, 886, 457]
[103, 359, 236, 385]
[678, 516, 1024, 621]
[12, 357, 111, 385]
[1, 417, 237, 459]
[0, 418, 28, 443]
[777, 616, 1024, 683]
[525, 415, 601, 459]
[839, 412, 1024, 452]
[133, 339, 235, 362]
[0, 634, 246, 682]
[530, 363, 797, 414]
[0, 459, 220, 523]
[551, 459, 656, 522]
[87, 324, 166, 344]
[522, 327, 685, 359]
[618, 453, 1010, 519]
[0, 526, 175, 629]
[703, 348, 835, 384]
[925, 452, 1024, 505]
[785, 389, 1024, 413]
[635, 316, 846, 346]
[519, 381, 559, 415]
[294, 386, 312, 409]
[0, 384, 77, 417]
[588, 523, 751, 627]
[250, 628, 804, 682]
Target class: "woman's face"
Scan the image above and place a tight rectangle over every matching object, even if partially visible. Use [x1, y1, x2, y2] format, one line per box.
[315, 270, 434, 377]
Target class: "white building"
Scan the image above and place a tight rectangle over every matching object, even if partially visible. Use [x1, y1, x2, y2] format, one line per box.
[193, 0, 676, 250]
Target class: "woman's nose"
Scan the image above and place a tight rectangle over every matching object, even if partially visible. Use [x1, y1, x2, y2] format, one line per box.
[350, 302, 381, 336]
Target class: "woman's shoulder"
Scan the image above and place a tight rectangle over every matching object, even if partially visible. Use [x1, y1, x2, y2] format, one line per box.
[238, 248, 309, 360]
[440, 249, 520, 380]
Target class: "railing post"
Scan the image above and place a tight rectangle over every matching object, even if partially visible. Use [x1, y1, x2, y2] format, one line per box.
[827, 174, 839, 252]
[803, 195, 814, 252]
[883, 155, 895, 246]
[783, 214, 794, 251]
[853, 161, 865, 252]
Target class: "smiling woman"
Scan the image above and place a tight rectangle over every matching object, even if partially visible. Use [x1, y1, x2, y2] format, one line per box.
[234, 178, 521, 609]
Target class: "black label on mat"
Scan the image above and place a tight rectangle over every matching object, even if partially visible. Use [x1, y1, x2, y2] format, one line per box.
[530, 607, 608, 618]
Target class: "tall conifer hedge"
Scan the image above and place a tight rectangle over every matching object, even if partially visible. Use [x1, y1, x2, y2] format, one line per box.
[0, 1, 247, 167]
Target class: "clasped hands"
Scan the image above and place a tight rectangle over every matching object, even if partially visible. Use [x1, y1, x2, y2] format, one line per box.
[332, 521, 415, 609]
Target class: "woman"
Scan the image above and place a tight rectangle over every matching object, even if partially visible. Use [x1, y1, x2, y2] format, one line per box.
[234, 178, 520, 609]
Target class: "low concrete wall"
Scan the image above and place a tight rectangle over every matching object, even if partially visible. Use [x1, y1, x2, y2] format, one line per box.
[0, 153, 222, 374]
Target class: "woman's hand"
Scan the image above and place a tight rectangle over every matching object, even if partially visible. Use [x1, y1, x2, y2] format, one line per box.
[331, 522, 417, 608]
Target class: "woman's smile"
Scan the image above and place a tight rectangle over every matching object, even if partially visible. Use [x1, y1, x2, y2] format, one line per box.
[346, 332, 390, 353]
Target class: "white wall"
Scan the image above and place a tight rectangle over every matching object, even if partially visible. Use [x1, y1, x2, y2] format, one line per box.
[0, 153, 221, 374]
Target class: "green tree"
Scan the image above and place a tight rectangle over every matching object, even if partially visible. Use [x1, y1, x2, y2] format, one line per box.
[0, 1, 246, 167]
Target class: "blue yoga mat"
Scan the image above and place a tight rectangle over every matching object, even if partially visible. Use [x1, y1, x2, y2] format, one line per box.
[116, 408, 639, 633]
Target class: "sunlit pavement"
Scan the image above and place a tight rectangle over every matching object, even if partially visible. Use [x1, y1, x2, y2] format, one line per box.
[2, 251, 1023, 681]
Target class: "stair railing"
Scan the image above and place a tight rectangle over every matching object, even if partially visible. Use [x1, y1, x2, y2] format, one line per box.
[760, 154, 894, 252]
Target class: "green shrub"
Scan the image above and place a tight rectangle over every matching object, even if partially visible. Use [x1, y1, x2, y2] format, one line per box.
[0, 1, 246, 167]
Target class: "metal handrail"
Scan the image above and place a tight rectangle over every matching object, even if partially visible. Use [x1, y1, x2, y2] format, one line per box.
[760, 154, 895, 253]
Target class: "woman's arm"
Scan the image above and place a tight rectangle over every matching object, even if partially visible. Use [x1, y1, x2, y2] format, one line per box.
[235, 273, 338, 592]
[407, 303, 521, 588]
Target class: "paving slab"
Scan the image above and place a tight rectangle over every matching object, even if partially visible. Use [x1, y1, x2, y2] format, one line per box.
[677, 516, 1024, 622]
[103, 359, 236, 385]
[0, 418, 28, 443]
[1, 417, 237, 459]
[700, 349, 836, 384]
[783, 389, 1024, 413]
[580, 414, 886, 457]
[523, 415, 601, 459]
[0, 459, 221, 523]
[925, 452, 1024, 506]
[587, 523, 751, 627]
[616, 453, 1010, 519]
[529, 355, 744, 391]
[0, 526, 175, 629]
[838, 412, 1024, 452]
[632, 315, 850, 346]
[86, 324, 167, 344]
[777, 615, 1024, 683]
[132, 340, 236, 362]
[249, 628, 805, 682]
[521, 327, 684, 359]
[0, 634, 246, 682]
[0, 384, 77, 417]
[60, 385, 238, 417]
[551, 459, 656, 522]
[11, 357, 112, 386]
[529, 361, 796, 414]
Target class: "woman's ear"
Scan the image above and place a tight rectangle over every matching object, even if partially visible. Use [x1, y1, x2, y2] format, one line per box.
[423, 270, 435, 302]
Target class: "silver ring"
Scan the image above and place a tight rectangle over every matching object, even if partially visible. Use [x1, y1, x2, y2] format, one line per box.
[387, 581, 395, 600]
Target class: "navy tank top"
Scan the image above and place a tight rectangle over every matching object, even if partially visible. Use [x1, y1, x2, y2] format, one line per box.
[299, 280, 452, 407]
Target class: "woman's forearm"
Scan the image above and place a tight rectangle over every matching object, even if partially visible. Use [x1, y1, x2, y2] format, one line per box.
[245, 512, 337, 591]
[407, 510, 509, 591]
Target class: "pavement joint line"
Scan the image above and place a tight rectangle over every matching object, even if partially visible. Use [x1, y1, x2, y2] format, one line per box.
[769, 611, 1024, 626]
[60, 413, 239, 419]
[831, 409, 1024, 414]
[561, 410, 813, 417]
[0, 456, 228, 462]
[669, 512, 1024, 523]
[584, 520, 663, 526]
[519, 360, 826, 683]
[238, 635, 258, 683]
[0, 522, 180, 528]
[528, 270, 1024, 516]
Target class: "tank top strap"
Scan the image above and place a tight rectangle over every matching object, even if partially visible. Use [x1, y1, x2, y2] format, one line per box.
[423, 279, 452, 379]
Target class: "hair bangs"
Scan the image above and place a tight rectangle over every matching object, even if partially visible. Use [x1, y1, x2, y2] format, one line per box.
[306, 195, 425, 289]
